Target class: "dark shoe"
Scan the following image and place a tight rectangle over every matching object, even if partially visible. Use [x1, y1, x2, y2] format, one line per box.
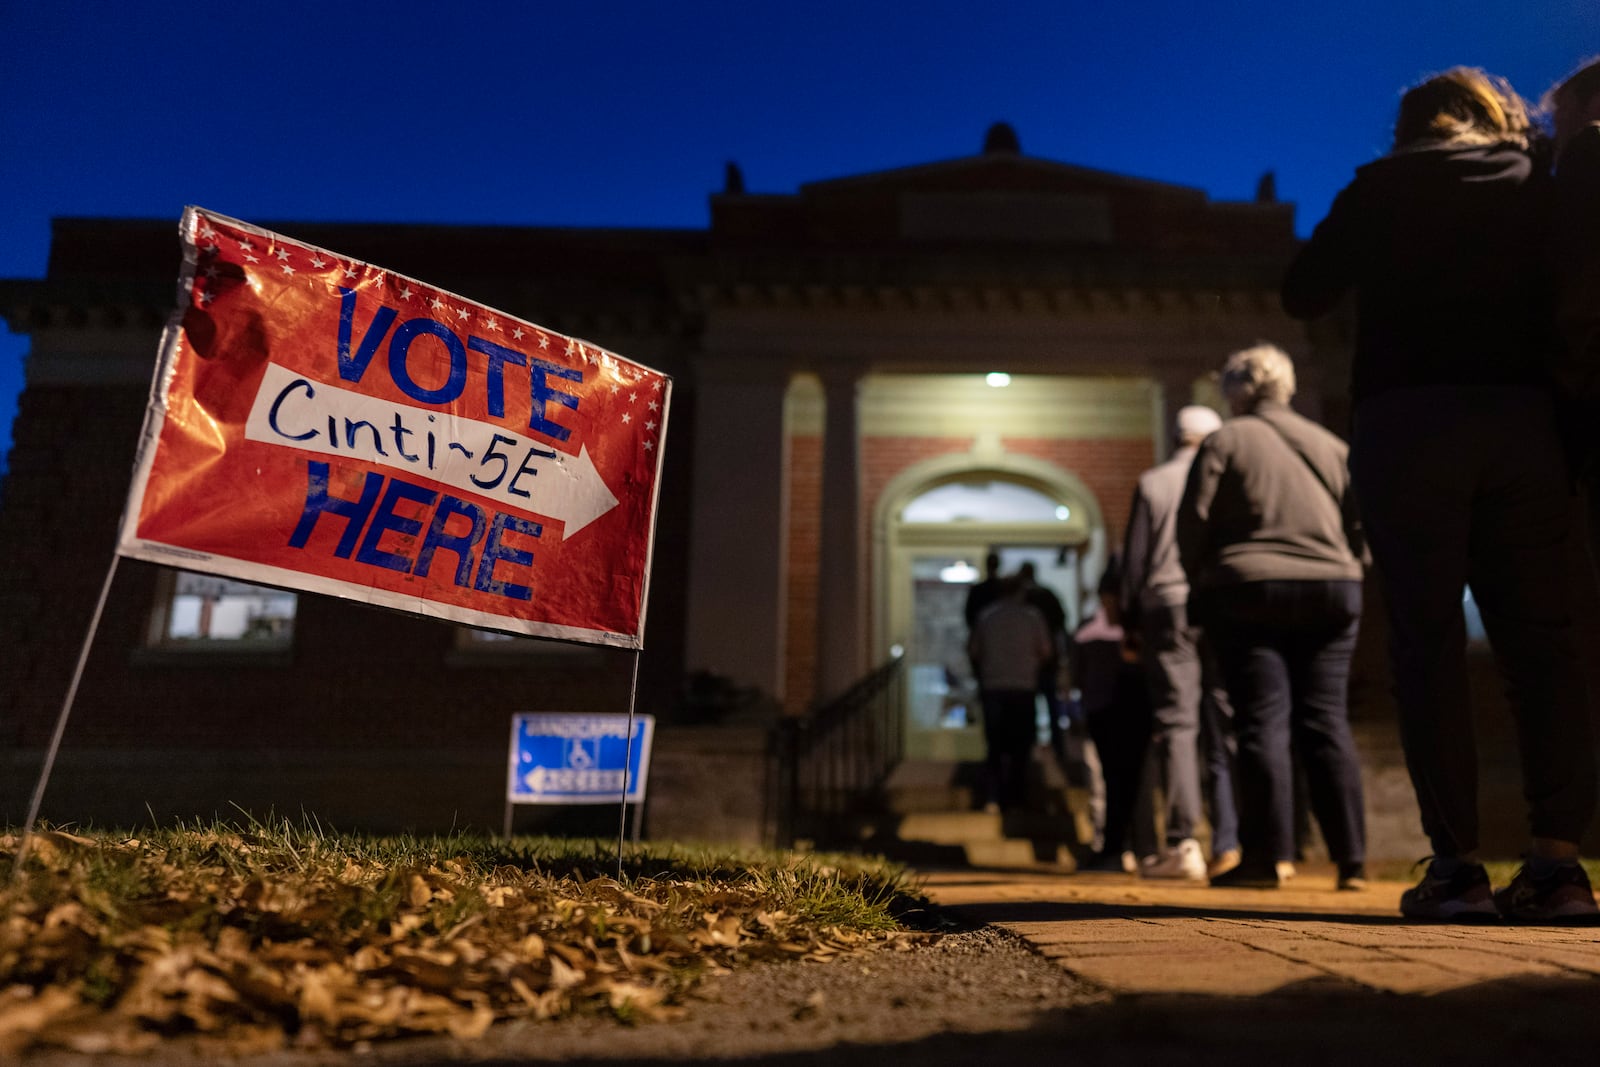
[1079, 850, 1132, 873]
[1493, 862, 1600, 923]
[1208, 861, 1281, 889]
[1400, 859, 1497, 921]
[1336, 862, 1369, 892]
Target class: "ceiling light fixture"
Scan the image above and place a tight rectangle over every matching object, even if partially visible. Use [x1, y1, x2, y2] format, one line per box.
[940, 561, 980, 584]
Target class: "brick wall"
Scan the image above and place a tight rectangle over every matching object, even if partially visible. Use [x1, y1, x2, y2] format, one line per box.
[997, 437, 1156, 539]
[858, 435, 1154, 544]
[783, 435, 822, 716]
[859, 438, 967, 510]
[0, 385, 147, 747]
[0, 387, 649, 754]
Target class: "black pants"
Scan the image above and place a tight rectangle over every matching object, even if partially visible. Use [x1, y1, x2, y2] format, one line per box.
[1205, 580, 1366, 867]
[1353, 385, 1596, 854]
[1085, 665, 1153, 857]
[980, 688, 1036, 809]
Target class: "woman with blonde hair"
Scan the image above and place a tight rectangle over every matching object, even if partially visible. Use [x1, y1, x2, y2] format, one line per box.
[1284, 68, 1596, 921]
[1391, 67, 1531, 150]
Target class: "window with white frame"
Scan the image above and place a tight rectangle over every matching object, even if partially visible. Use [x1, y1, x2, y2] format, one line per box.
[149, 571, 297, 649]
[452, 627, 592, 657]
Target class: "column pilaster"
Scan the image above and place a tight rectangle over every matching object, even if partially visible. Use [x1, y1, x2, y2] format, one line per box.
[814, 365, 865, 703]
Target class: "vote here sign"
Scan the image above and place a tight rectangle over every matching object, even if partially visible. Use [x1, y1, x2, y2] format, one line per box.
[118, 207, 671, 648]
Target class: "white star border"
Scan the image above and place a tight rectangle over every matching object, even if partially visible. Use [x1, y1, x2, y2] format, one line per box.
[184, 207, 672, 454]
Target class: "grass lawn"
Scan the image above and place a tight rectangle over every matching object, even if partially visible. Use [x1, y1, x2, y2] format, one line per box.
[0, 820, 922, 1056]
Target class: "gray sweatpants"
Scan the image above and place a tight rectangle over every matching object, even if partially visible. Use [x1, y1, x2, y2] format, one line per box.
[1141, 602, 1234, 847]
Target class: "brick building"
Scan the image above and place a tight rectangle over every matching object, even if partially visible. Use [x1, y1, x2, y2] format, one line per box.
[1, 127, 1354, 843]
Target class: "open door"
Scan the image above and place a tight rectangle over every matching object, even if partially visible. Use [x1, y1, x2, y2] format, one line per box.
[883, 471, 1098, 761]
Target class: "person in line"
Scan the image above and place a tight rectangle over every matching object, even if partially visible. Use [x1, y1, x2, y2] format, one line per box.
[1053, 679, 1107, 856]
[1549, 57, 1600, 565]
[969, 576, 1054, 812]
[1073, 557, 1157, 872]
[1121, 404, 1239, 881]
[1283, 67, 1597, 920]
[1177, 344, 1368, 891]
[1018, 561, 1070, 770]
[960, 552, 1009, 732]
[964, 551, 1006, 631]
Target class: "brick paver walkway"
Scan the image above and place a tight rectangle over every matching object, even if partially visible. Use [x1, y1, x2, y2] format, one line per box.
[920, 867, 1600, 998]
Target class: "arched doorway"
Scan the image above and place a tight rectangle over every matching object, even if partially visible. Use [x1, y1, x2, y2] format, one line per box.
[874, 454, 1106, 760]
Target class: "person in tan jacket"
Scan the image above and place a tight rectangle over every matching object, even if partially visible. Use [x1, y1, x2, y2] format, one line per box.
[1177, 343, 1368, 891]
[1122, 404, 1236, 881]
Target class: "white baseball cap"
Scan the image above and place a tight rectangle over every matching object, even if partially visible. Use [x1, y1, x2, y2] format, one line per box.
[1176, 405, 1222, 438]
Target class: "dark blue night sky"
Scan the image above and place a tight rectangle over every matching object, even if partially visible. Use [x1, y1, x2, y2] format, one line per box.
[2, 2, 1595, 462]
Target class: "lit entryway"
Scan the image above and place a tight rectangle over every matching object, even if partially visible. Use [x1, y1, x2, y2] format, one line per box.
[879, 464, 1103, 760]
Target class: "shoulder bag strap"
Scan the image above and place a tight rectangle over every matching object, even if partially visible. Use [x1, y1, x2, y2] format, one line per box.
[1251, 413, 1342, 512]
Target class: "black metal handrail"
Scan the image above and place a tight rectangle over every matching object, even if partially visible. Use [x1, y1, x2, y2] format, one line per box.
[767, 653, 905, 848]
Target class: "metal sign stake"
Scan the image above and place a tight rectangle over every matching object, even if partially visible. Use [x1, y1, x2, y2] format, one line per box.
[11, 554, 122, 885]
[616, 650, 642, 880]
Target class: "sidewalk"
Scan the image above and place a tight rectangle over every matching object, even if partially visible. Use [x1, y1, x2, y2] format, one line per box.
[23, 864, 1600, 1066]
[921, 865, 1600, 997]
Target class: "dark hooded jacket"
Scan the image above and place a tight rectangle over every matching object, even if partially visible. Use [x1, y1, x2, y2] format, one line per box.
[1282, 142, 1554, 407]
[1552, 124, 1600, 391]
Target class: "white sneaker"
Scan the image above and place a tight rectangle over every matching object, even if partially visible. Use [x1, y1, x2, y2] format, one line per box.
[1140, 838, 1207, 880]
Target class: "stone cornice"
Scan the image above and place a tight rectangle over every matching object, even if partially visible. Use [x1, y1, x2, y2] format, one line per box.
[0, 278, 693, 343]
[686, 279, 1281, 317]
[5, 242, 1293, 335]
[0, 280, 171, 333]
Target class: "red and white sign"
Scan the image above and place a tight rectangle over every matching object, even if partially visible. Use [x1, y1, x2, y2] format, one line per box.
[118, 207, 671, 648]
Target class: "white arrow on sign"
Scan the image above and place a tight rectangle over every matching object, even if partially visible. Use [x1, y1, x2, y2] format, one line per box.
[245, 361, 622, 537]
[539, 444, 619, 536]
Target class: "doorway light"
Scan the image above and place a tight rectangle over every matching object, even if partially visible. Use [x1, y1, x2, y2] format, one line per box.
[939, 561, 980, 584]
[1055, 505, 1071, 521]
[985, 372, 1011, 388]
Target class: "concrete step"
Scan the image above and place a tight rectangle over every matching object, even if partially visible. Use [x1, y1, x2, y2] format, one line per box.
[885, 784, 977, 813]
[807, 752, 1098, 869]
[895, 810, 1003, 844]
[880, 759, 981, 813]
[881, 753, 1076, 813]
[963, 839, 1074, 868]
[892, 809, 1083, 844]
[856, 833, 1076, 870]
[834, 807, 1088, 870]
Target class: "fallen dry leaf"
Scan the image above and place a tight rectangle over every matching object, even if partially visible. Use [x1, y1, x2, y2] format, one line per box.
[0, 828, 912, 1054]
[0, 985, 82, 1054]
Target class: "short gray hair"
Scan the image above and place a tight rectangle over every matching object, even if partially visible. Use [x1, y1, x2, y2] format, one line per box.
[1221, 343, 1296, 407]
